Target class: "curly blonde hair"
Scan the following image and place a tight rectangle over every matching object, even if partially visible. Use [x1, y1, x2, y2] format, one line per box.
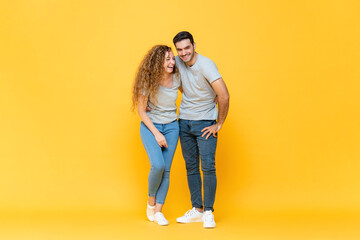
[132, 45, 176, 110]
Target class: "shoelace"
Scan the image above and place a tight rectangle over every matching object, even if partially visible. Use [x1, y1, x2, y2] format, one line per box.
[156, 212, 166, 221]
[184, 208, 197, 217]
[203, 212, 214, 221]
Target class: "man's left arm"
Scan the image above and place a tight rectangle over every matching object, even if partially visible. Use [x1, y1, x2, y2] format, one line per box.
[201, 77, 230, 139]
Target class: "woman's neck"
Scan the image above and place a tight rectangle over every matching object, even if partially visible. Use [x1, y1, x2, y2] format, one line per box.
[160, 72, 173, 88]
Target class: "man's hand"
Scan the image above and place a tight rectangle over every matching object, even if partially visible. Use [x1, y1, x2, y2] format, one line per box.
[201, 123, 222, 139]
[146, 106, 151, 112]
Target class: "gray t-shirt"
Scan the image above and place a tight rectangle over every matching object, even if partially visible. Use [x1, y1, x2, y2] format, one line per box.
[147, 74, 180, 124]
[175, 53, 221, 120]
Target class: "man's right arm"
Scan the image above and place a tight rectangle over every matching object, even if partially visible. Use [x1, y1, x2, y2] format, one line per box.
[201, 77, 230, 139]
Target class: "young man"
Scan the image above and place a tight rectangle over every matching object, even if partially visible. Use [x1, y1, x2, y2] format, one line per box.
[173, 31, 230, 228]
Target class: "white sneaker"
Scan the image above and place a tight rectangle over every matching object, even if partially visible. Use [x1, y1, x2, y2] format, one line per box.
[203, 210, 216, 228]
[176, 207, 204, 223]
[146, 203, 155, 221]
[154, 212, 169, 226]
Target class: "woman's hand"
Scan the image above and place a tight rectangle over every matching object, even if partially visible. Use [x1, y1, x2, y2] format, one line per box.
[155, 133, 168, 148]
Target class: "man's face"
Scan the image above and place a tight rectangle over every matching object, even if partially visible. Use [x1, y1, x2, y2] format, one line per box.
[175, 39, 196, 63]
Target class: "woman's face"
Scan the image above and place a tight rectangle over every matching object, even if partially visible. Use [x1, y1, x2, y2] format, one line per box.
[163, 51, 175, 74]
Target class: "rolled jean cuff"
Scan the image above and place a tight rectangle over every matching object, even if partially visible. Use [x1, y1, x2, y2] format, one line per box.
[193, 205, 203, 209]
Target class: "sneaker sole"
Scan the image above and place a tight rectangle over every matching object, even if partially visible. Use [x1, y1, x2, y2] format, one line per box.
[154, 219, 168, 226]
[176, 218, 203, 223]
[155, 222, 168, 226]
[204, 224, 216, 228]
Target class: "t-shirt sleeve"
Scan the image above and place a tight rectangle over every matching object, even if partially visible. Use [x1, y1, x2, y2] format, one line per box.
[174, 73, 181, 89]
[202, 58, 222, 84]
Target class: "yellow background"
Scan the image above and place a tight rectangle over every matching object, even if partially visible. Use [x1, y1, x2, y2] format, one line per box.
[1, 0, 360, 239]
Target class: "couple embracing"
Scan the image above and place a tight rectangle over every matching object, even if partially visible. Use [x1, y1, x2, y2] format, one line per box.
[132, 31, 230, 228]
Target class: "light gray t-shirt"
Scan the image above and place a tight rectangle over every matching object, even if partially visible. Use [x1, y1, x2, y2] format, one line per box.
[147, 74, 180, 124]
[175, 53, 221, 120]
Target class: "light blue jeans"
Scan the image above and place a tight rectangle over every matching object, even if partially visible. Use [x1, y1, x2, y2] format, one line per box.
[140, 120, 179, 204]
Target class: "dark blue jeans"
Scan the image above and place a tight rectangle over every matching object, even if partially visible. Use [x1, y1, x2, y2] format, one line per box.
[179, 119, 217, 212]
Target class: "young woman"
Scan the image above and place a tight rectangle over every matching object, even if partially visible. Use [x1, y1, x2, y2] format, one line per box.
[132, 45, 180, 226]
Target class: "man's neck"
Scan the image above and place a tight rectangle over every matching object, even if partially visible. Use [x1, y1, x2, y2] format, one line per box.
[186, 52, 198, 67]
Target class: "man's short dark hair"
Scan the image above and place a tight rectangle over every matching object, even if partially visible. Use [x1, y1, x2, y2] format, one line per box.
[173, 31, 194, 45]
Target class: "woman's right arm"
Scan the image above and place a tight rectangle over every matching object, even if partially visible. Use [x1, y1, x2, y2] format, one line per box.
[137, 95, 168, 148]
